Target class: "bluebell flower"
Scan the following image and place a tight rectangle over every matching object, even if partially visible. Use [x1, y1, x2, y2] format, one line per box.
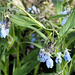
[39, 52, 45, 62]
[31, 34, 35, 37]
[1, 27, 6, 38]
[30, 44, 34, 48]
[28, 8, 31, 12]
[32, 6, 37, 12]
[31, 38, 36, 43]
[38, 49, 48, 62]
[64, 50, 71, 62]
[39, 52, 48, 62]
[55, 53, 62, 64]
[0, 26, 9, 38]
[31, 10, 34, 14]
[0, 19, 5, 25]
[60, 9, 70, 15]
[46, 56, 53, 68]
[61, 18, 67, 26]
[59, 0, 62, 1]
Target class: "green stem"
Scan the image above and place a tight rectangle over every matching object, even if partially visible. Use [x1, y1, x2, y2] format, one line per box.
[56, 62, 69, 75]
[44, 28, 61, 39]
[17, 43, 19, 68]
[4, 64, 7, 75]
[34, 56, 40, 75]
[0, 61, 1, 75]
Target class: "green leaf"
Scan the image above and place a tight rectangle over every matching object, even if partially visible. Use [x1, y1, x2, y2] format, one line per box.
[66, 35, 75, 47]
[11, 15, 37, 26]
[52, 0, 63, 14]
[20, 49, 40, 65]
[59, 7, 75, 37]
[0, 7, 4, 11]
[56, 64, 62, 73]
[48, 14, 67, 20]
[6, 48, 16, 55]
[10, 17, 46, 39]
[13, 60, 40, 75]
[39, 73, 55, 75]
[22, 42, 42, 48]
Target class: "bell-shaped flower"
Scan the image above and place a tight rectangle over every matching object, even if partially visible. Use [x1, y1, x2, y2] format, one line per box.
[28, 8, 31, 12]
[46, 56, 54, 68]
[38, 49, 48, 62]
[1, 26, 9, 38]
[39, 52, 48, 62]
[64, 49, 71, 62]
[55, 52, 62, 64]
[31, 38, 36, 43]
[61, 18, 67, 26]
[32, 6, 37, 12]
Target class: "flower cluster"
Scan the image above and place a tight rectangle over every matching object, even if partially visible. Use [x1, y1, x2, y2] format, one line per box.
[30, 34, 36, 48]
[38, 49, 53, 68]
[28, 5, 40, 14]
[38, 48, 71, 69]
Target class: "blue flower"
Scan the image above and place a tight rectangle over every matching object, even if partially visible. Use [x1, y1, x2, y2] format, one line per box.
[32, 6, 37, 12]
[1, 27, 6, 38]
[31, 34, 35, 37]
[61, 18, 67, 26]
[38, 52, 45, 62]
[30, 44, 34, 48]
[28, 8, 31, 12]
[60, 9, 70, 15]
[0, 27, 9, 38]
[31, 38, 36, 42]
[64, 50, 71, 62]
[46, 57, 53, 68]
[55, 53, 62, 64]
[31, 10, 34, 14]
[59, 0, 62, 1]
[0, 19, 5, 25]
[38, 49, 48, 62]
[39, 52, 48, 62]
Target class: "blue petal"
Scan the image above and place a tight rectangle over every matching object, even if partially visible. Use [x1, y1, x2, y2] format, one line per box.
[61, 19, 67, 26]
[46, 57, 53, 68]
[31, 38, 36, 42]
[31, 34, 35, 37]
[59, 0, 62, 1]
[64, 52, 71, 62]
[30, 44, 34, 48]
[0, 19, 5, 25]
[28, 8, 31, 12]
[55, 57, 62, 64]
